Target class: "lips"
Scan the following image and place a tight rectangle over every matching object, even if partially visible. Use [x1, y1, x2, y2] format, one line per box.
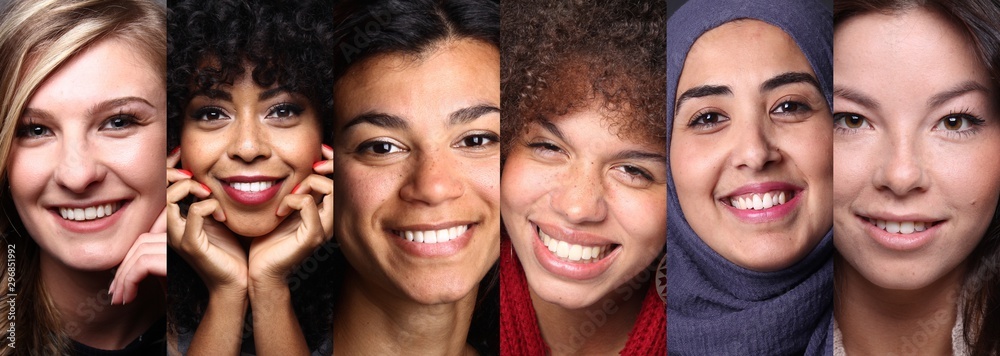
[219, 176, 284, 205]
[538, 226, 614, 263]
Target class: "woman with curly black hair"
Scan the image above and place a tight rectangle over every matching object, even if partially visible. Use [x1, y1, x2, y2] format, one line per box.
[332, 0, 499, 354]
[165, 0, 335, 354]
[499, 1, 667, 354]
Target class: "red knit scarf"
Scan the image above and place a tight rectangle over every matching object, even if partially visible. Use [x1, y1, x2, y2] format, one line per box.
[500, 239, 666, 355]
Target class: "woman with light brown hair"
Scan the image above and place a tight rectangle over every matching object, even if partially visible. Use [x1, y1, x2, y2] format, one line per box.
[0, 0, 167, 354]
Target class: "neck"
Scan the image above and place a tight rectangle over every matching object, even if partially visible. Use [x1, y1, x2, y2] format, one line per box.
[531, 278, 648, 356]
[39, 251, 163, 350]
[333, 268, 478, 356]
[834, 257, 964, 356]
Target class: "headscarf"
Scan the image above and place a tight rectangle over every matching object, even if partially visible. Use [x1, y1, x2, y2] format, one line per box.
[666, 0, 834, 354]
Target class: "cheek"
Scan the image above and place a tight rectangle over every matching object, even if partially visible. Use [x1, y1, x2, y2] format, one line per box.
[336, 162, 399, 225]
[7, 147, 50, 209]
[500, 153, 550, 212]
[612, 189, 667, 248]
[935, 137, 1000, 221]
[274, 128, 322, 176]
[669, 134, 721, 202]
[833, 139, 870, 205]
[180, 130, 227, 176]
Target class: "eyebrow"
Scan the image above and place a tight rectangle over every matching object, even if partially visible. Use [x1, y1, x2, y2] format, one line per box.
[536, 118, 566, 141]
[674, 72, 823, 114]
[834, 86, 880, 110]
[611, 149, 666, 162]
[928, 81, 990, 108]
[24, 96, 154, 120]
[760, 72, 822, 94]
[674, 85, 731, 113]
[341, 104, 500, 131]
[191, 86, 293, 102]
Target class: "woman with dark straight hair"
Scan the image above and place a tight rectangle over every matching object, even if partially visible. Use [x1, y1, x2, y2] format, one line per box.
[332, 0, 500, 354]
[832, 0, 1000, 354]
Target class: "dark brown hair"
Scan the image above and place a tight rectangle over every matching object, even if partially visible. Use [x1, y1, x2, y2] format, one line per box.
[835, 1, 1000, 354]
[500, 0, 666, 161]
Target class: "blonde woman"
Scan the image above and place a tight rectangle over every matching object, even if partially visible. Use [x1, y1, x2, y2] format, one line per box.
[0, 0, 167, 354]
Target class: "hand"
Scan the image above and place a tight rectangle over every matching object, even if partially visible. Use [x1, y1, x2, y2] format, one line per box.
[165, 148, 249, 294]
[247, 144, 334, 287]
[109, 205, 166, 305]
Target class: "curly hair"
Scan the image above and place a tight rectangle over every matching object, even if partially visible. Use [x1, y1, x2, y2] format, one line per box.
[167, 0, 335, 150]
[500, 0, 666, 160]
[166, 0, 336, 350]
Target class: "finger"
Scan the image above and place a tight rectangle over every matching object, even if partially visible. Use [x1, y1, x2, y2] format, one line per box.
[322, 143, 333, 159]
[167, 146, 181, 168]
[288, 174, 333, 197]
[116, 239, 167, 305]
[312, 159, 333, 176]
[278, 194, 324, 246]
[167, 167, 193, 184]
[113, 234, 166, 304]
[167, 178, 211, 204]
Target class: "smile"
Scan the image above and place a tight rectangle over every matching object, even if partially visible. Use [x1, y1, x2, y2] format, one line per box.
[57, 201, 121, 222]
[228, 181, 275, 192]
[392, 224, 470, 244]
[863, 217, 942, 235]
[537, 226, 616, 263]
[726, 190, 794, 210]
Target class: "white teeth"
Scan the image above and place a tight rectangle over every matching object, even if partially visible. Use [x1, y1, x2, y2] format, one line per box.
[394, 225, 468, 244]
[730, 191, 791, 211]
[868, 218, 933, 235]
[228, 181, 275, 192]
[538, 228, 612, 263]
[58, 202, 121, 222]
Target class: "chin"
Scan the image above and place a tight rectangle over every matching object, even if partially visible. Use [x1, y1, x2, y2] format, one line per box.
[401, 276, 479, 305]
[224, 215, 282, 237]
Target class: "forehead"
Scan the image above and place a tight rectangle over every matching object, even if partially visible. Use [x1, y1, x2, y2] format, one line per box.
[333, 39, 500, 124]
[678, 19, 813, 91]
[833, 8, 991, 97]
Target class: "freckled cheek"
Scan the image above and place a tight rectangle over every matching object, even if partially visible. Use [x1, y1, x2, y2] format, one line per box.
[337, 163, 403, 226]
[500, 156, 552, 212]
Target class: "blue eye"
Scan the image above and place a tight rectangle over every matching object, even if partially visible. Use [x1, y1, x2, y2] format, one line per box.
[16, 124, 51, 138]
[101, 114, 136, 130]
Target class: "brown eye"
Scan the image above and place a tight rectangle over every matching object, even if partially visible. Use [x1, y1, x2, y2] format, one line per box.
[940, 116, 964, 131]
[834, 112, 869, 129]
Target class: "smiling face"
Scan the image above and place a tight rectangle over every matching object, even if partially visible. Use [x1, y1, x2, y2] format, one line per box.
[833, 8, 1000, 290]
[670, 20, 833, 272]
[180, 65, 322, 237]
[501, 105, 667, 309]
[7, 38, 166, 271]
[333, 39, 500, 304]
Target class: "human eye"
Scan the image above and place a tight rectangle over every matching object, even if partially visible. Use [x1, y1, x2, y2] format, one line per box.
[454, 131, 499, 148]
[356, 139, 406, 155]
[15, 123, 52, 139]
[833, 112, 872, 132]
[934, 112, 985, 137]
[526, 139, 566, 159]
[687, 110, 729, 130]
[189, 106, 230, 122]
[771, 100, 813, 115]
[265, 103, 304, 119]
[100, 113, 137, 131]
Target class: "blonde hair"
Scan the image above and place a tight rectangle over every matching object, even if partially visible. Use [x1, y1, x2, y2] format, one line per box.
[0, 0, 164, 353]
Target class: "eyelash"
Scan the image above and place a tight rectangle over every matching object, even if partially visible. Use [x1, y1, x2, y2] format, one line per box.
[833, 110, 988, 138]
[687, 110, 728, 129]
[355, 139, 405, 155]
[190, 106, 229, 121]
[266, 103, 304, 119]
[15, 111, 139, 139]
[455, 132, 499, 149]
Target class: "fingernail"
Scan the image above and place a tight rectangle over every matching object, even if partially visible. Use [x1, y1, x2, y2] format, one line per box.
[169, 146, 181, 155]
[291, 183, 301, 193]
[199, 183, 211, 193]
[312, 161, 325, 169]
[322, 144, 332, 151]
[178, 169, 193, 177]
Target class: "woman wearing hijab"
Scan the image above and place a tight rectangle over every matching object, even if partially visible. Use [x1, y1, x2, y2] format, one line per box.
[666, 0, 834, 354]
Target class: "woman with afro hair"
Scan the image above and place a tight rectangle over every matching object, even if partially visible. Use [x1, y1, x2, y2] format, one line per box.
[165, 0, 336, 354]
[499, 1, 667, 354]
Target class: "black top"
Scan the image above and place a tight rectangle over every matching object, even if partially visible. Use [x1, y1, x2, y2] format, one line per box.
[71, 318, 166, 356]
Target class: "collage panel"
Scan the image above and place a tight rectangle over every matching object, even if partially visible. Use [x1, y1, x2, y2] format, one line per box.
[0, 0, 167, 354]
[665, 0, 834, 354]
[499, 1, 667, 355]
[332, 0, 500, 355]
[166, 0, 335, 354]
[831, 0, 1000, 354]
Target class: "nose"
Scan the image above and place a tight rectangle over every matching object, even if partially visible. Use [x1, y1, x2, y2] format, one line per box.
[730, 117, 781, 171]
[399, 149, 464, 205]
[550, 162, 608, 224]
[227, 116, 271, 162]
[54, 136, 106, 193]
[873, 133, 927, 195]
